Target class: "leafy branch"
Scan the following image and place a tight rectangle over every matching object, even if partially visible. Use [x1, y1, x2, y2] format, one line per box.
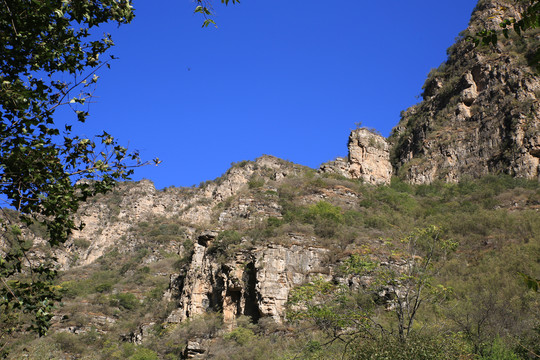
[194, 0, 240, 28]
[467, 0, 539, 71]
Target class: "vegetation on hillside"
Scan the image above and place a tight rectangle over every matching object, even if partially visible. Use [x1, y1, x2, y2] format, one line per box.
[2, 171, 538, 359]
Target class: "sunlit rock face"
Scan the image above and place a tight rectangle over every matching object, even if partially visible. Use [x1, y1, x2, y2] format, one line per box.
[389, 0, 540, 184]
[166, 231, 330, 328]
[319, 129, 392, 185]
[59, 155, 304, 268]
[347, 129, 393, 185]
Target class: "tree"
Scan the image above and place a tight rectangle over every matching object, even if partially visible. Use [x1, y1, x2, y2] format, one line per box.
[378, 226, 457, 342]
[287, 226, 457, 358]
[0, 0, 155, 348]
[0, 0, 241, 348]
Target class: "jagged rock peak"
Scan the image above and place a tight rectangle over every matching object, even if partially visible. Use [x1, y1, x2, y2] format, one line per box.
[389, 0, 540, 184]
[320, 128, 392, 185]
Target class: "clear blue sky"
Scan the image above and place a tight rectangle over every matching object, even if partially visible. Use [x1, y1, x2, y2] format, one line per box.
[65, 0, 479, 189]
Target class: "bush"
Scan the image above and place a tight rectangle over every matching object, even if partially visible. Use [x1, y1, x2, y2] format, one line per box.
[351, 334, 471, 360]
[207, 230, 244, 262]
[313, 218, 339, 238]
[110, 293, 139, 310]
[95, 282, 113, 293]
[130, 347, 159, 360]
[73, 238, 91, 249]
[305, 201, 343, 224]
[479, 337, 520, 360]
[224, 327, 256, 345]
[363, 214, 389, 229]
[248, 177, 265, 189]
[339, 254, 378, 275]
[52, 332, 86, 355]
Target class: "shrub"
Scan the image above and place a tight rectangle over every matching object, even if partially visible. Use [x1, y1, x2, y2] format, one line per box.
[248, 176, 265, 189]
[305, 201, 343, 224]
[339, 254, 378, 275]
[224, 327, 256, 345]
[72, 238, 91, 249]
[208, 230, 243, 262]
[479, 337, 520, 360]
[95, 282, 113, 293]
[363, 214, 389, 229]
[313, 218, 338, 238]
[343, 210, 363, 226]
[267, 216, 284, 228]
[374, 186, 419, 214]
[351, 333, 471, 360]
[130, 347, 159, 360]
[110, 293, 139, 310]
[52, 332, 86, 355]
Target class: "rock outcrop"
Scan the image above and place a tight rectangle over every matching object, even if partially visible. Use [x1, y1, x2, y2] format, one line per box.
[389, 0, 540, 183]
[348, 129, 393, 184]
[166, 232, 329, 327]
[320, 129, 392, 185]
[59, 156, 305, 268]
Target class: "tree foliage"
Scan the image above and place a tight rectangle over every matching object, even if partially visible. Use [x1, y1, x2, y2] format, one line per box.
[518, 272, 540, 292]
[194, 0, 239, 27]
[378, 226, 457, 341]
[0, 0, 154, 345]
[287, 226, 457, 358]
[469, 0, 539, 70]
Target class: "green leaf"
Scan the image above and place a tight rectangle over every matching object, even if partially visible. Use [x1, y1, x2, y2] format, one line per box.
[202, 19, 216, 28]
[518, 272, 539, 292]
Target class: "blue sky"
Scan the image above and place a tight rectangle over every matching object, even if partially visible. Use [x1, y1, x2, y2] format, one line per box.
[66, 0, 479, 189]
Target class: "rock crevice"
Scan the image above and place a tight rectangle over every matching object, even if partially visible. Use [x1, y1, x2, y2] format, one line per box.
[166, 232, 329, 327]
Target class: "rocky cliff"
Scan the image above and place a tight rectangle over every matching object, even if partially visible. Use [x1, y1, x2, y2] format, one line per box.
[50, 156, 339, 335]
[389, 0, 539, 183]
[35, 0, 540, 341]
[58, 156, 302, 267]
[165, 230, 329, 328]
[319, 129, 392, 185]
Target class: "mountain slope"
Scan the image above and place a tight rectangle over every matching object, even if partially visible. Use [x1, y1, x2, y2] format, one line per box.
[390, 0, 539, 183]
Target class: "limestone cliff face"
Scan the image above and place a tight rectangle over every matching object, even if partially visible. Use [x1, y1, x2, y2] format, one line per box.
[50, 155, 333, 332]
[320, 129, 392, 185]
[166, 231, 329, 327]
[348, 129, 393, 184]
[390, 0, 540, 183]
